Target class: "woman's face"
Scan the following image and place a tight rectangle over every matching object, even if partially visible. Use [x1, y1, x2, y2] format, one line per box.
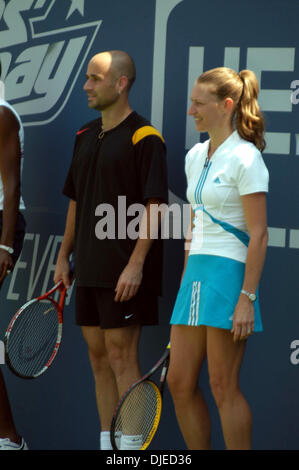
[188, 82, 228, 134]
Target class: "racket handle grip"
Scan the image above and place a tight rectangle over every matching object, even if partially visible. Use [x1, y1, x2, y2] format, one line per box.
[160, 364, 168, 382]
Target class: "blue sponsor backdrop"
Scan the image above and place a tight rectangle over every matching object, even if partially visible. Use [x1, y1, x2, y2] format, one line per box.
[0, 0, 299, 450]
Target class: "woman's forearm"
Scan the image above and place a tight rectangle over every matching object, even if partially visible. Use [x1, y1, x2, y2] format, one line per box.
[242, 229, 268, 293]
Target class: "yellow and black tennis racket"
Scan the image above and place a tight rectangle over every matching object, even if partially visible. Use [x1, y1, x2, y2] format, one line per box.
[110, 343, 170, 450]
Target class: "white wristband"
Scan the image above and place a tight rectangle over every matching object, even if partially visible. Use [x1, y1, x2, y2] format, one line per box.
[0, 244, 14, 254]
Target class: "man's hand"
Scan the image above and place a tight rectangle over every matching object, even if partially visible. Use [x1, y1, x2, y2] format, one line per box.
[114, 261, 143, 302]
[54, 257, 73, 289]
[0, 249, 13, 283]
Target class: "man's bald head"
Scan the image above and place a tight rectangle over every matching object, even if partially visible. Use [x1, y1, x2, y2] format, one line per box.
[91, 50, 136, 93]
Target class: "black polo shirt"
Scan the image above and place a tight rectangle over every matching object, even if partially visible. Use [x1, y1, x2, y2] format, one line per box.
[63, 111, 168, 294]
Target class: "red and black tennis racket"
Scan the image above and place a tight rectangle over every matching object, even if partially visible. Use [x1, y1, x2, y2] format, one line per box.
[4, 263, 74, 379]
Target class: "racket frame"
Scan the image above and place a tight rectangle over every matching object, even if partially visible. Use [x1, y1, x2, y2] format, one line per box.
[110, 344, 170, 450]
[4, 281, 67, 379]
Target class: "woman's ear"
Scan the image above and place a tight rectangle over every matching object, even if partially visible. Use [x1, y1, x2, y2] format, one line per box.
[223, 97, 234, 114]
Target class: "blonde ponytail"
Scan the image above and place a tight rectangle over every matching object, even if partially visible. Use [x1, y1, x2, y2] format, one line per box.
[197, 67, 266, 152]
[236, 70, 266, 152]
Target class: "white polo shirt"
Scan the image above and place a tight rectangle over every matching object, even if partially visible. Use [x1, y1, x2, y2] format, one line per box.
[0, 99, 25, 210]
[186, 130, 269, 263]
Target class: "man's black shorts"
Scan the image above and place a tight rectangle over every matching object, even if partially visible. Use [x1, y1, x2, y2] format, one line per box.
[75, 286, 159, 329]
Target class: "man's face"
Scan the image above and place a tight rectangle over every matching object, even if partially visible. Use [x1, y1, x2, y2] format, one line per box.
[83, 54, 120, 111]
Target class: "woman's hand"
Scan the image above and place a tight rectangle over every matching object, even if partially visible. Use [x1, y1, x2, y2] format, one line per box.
[231, 294, 255, 342]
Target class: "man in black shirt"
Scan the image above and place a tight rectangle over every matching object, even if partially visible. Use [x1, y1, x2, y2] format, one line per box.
[54, 51, 168, 450]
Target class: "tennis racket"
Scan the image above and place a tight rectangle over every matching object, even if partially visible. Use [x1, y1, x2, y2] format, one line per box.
[4, 262, 74, 379]
[110, 343, 170, 450]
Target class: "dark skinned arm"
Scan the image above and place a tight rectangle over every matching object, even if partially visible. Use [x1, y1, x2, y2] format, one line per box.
[0, 105, 21, 282]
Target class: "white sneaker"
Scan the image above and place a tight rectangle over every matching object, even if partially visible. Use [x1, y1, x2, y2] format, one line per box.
[0, 437, 29, 450]
[99, 431, 122, 450]
[120, 434, 143, 450]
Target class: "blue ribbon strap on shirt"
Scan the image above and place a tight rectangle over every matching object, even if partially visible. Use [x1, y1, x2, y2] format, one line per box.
[194, 205, 250, 247]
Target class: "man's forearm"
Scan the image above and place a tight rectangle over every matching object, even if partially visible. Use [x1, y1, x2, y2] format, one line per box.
[128, 198, 164, 267]
[57, 199, 76, 260]
[128, 237, 153, 267]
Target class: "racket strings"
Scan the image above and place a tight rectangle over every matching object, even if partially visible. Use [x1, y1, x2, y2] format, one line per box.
[6, 300, 59, 377]
[114, 381, 161, 449]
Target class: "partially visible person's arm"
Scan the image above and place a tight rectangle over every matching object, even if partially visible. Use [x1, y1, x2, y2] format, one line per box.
[180, 206, 194, 285]
[0, 106, 21, 282]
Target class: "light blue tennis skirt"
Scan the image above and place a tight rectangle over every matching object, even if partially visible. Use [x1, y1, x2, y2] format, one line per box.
[170, 254, 263, 332]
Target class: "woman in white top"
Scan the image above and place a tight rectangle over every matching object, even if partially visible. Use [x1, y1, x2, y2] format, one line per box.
[167, 67, 269, 449]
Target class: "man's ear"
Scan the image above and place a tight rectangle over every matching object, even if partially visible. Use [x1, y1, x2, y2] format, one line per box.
[118, 75, 129, 94]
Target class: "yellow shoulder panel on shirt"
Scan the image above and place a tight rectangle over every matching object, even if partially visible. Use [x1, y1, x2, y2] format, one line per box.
[132, 126, 165, 146]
